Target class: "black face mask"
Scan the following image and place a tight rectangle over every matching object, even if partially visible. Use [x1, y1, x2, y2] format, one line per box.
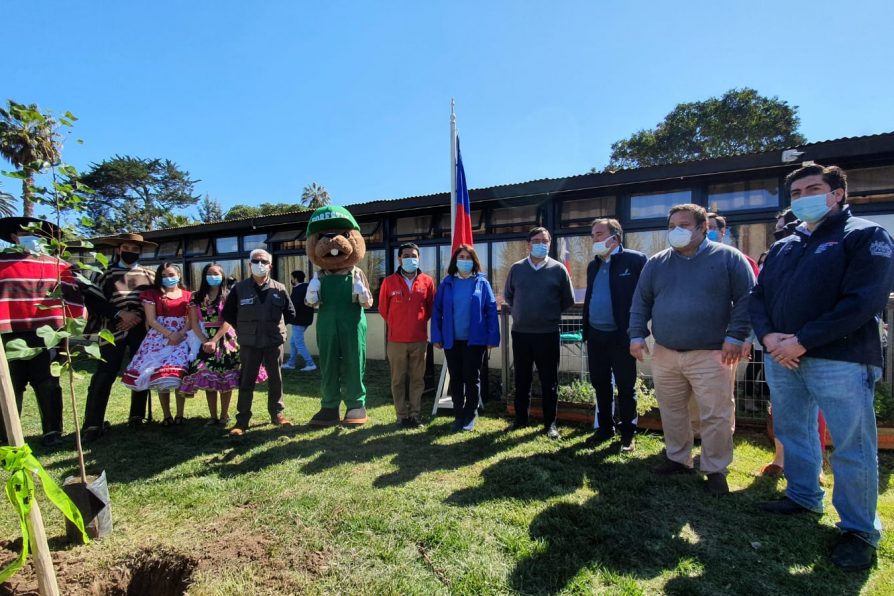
[120, 251, 140, 265]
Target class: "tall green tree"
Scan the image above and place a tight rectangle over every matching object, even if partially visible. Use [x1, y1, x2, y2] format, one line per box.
[78, 155, 200, 235]
[224, 202, 304, 220]
[0, 100, 64, 216]
[604, 88, 807, 171]
[301, 182, 331, 209]
[197, 193, 224, 223]
[0, 183, 15, 217]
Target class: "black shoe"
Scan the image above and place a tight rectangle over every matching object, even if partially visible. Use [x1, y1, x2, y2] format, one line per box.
[451, 418, 464, 433]
[507, 419, 529, 431]
[585, 429, 614, 446]
[399, 418, 412, 429]
[545, 423, 559, 440]
[652, 458, 694, 475]
[406, 417, 423, 429]
[620, 436, 636, 453]
[309, 407, 341, 428]
[830, 532, 876, 571]
[41, 432, 62, 447]
[759, 497, 817, 515]
[705, 473, 729, 496]
[82, 426, 104, 443]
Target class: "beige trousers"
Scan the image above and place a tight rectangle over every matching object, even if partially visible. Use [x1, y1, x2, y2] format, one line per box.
[651, 343, 736, 474]
[386, 341, 428, 419]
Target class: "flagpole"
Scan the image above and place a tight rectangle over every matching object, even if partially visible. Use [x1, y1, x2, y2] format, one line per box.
[450, 98, 457, 248]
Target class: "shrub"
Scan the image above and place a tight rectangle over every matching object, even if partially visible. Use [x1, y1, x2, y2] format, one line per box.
[876, 382, 894, 425]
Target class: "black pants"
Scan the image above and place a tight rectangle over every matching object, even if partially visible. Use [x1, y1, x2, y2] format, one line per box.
[83, 326, 150, 429]
[512, 331, 560, 427]
[1, 332, 63, 443]
[235, 344, 284, 428]
[444, 341, 486, 423]
[587, 328, 638, 439]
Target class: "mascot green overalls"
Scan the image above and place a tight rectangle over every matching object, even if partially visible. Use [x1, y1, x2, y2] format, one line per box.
[304, 205, 374, 427]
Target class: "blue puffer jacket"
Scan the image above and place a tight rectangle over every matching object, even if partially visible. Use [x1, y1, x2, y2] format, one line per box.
[431, 273, 500, 350]
[749, 207, 894, 367]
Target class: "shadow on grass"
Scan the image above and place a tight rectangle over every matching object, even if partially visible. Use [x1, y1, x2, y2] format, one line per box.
[447, 437, 874, 595]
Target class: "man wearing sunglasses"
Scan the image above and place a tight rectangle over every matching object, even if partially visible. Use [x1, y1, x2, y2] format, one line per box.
[223, 248, 297, 437]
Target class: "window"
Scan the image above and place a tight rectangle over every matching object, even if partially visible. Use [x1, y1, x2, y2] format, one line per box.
[392, 245, 438, 278]
[624, 230, 669, 257]
[156, 240, 181, 258]
[489, 204, 539, 234]
[188, 260, 212, 288]
[708, 178, 779, 212]
[848, 166, 894, 204]
[559, 196, 617, 229]
[556, 236, 590, 302]
[722, 222, 776, 262]
[242, 234, 267, 252]
[434, 210, 485, 238]
[630, 189, 692, 220]
[357, 249, 387, 308]
[358, 220, 384, 244]
[489, 240, 528, 306]
[268, 229, 306, 251]
[394, 215, 433, 241]
[140, 244, 157, 259]
[278, 254, 310, 283]
[439, 244, 454, 282]
[214, 259, 243, 285]
[215, 237, 238, 254]
[185, 237, 211, 257]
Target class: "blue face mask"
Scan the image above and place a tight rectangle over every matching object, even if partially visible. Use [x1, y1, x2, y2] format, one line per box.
[206, 274, 223, 286]
[401, 258, 418, 273]
[530, 243, 549, 259]
[707, 230, 720, 242]
[456, 260, 473, 274]
[791, 192, 832, 224]
[161, 277, 180, 288]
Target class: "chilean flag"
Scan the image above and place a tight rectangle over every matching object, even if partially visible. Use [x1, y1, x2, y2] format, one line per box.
[452, 136, 474, 253]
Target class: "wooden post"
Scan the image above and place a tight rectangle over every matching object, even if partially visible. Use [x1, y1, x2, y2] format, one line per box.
[0, 340, 60, 596]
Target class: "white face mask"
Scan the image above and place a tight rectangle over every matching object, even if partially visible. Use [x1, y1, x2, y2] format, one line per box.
[251, 262, 269, 277]
[592, 236, 614, 257]
[667, 227, 693, 249]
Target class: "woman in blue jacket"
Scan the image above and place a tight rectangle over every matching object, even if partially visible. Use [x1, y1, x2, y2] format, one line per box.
[432, 244, 500, 432]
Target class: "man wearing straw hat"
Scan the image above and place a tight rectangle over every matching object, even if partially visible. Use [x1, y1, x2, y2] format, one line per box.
[80, 232, 156, 442]
[0, 217, 86, 446]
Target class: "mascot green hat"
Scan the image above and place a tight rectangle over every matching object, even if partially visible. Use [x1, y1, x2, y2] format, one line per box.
[306, 205, 360, 237]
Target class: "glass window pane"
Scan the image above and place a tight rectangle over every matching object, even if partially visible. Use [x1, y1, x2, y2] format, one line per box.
[156, 240, 181, 258]
[242, 234, 267, 252]
[359, 220, 384, 244]
[357, 249, 387, 309]
[188, 260, 212, 290]
[489, 204, 539, 233]
[630, 190, 692, 220]
[185, 237, 211, 256]
[722, 222, 776, 262]
[625, 230, 669, 257]
[141, 244, 157, 259]
[560, 196, 617, 228]
[391, 245, 437, 278]
[439, 244, 453, 283]
[215, 237, 238, 254]
[848, 165, 894, 193]
[490, 240, 528, 307]
[394, 215, 433, 240]
[708, 178, 779, 212]
[556, 236, 590, 303]
[278, 254, 310, 284]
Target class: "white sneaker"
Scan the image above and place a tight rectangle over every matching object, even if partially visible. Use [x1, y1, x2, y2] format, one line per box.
[282, 363, 296, 370]
[300, 365, 317, 372]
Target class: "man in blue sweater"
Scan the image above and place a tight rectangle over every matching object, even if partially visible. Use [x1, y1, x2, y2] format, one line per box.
[629, 204, 755, 496]
[750, 164, 894, 571]
[582, 218, 646, 451]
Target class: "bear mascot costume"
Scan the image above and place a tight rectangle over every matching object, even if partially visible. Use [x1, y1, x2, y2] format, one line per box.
[304, 205, 375, 427]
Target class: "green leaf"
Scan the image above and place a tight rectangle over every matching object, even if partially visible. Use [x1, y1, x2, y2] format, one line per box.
[64, 111, 78, 121]
[83, 343, 103, 360]
[65, 316, 88, 336]
[94, 252, 108, 268]
[3, 338, 43, 361]
[99, 329, 116, 345]
[50, 362, 62, 377]
[36, 325, 69, 349]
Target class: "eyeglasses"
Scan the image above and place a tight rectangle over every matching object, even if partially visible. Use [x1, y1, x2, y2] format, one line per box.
[250, 258, 270, 265]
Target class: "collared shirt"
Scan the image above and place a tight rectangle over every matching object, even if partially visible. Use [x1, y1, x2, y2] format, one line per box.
[673, 237, 710, 260]
[401, 270, 418, 290]
[599, 245, 621, 263]
[527, 256, 547, 271]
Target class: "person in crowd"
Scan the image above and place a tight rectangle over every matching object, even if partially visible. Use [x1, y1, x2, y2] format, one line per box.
[629, 203, 755, 496]
[582, 218, 646, 452]
[379, 243, 435, 429]
[431, 244, 499, 432]
[122, 262, 194, 425]
[504, 227, 575, 439]
[223, 248, 297, 437]
[81, 233, 156, 442]
[283, 270, 316, 372]
[0, 217, 85, 446]
[179, 263, 267, 426]
[750, 164, 894, 570]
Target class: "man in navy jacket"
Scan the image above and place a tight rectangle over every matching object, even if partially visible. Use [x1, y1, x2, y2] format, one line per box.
[582, 218, 647, 451]
[750, 164, 894, 571]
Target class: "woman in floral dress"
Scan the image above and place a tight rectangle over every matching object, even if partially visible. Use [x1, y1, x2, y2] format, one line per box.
[180, 263, 267, 426]
[122, 262, 194, 425]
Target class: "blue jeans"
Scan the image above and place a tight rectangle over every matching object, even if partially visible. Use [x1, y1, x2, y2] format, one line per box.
[286, 325, 314, 367]
[765, 356, 882, 546]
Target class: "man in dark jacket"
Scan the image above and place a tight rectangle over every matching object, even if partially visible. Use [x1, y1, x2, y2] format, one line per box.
[582, 218, 646, 451]
[223, 248, 297, 436]
[283, 270, 316, 372]
[750, 164, 894, 571]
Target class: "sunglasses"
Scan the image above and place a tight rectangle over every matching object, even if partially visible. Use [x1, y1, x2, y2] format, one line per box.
[250, 258, 270, 265]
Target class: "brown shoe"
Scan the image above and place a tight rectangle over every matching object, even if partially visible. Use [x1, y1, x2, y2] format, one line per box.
[229, 426, 246, 438]
[653, 457, 694, 475]
[273, 413, 292, 427]
[705, 473, 729, 496]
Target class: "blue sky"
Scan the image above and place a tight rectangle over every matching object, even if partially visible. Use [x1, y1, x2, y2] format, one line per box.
[3, 0, 893, 219]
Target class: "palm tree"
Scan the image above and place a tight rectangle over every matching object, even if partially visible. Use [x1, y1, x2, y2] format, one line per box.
[0, 184, 15, 217]
[0, 100, 61, 217]
[301, 182, 332, 209]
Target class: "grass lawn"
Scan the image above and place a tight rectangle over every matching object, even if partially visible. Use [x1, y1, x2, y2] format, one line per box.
[1, 359, 892, 595]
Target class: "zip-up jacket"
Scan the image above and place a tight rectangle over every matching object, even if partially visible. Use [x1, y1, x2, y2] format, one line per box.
[750, 207, 894, 368]
[378, 270, 435, 343]
[581, 246, 647, 341]
[431, 273, 500, 350]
